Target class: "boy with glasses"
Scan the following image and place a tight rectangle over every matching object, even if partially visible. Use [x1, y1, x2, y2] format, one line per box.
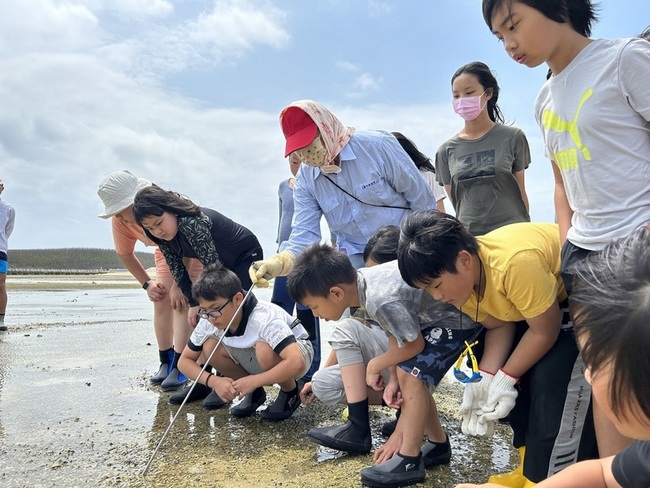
[177, 263, 313, 420]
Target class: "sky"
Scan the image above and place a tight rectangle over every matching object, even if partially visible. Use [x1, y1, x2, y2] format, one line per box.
[1, 0, 648, 259]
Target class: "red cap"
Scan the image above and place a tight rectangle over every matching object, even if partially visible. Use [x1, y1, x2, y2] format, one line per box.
[281, 107, 318, 157]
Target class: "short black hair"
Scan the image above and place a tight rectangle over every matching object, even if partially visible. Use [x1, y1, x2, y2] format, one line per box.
[192, 263, 242, 302]
[570, 227, 650, 424]
[397, 210, 478, 287]
[363, 225, 400, 265]
[482, 0, 598, 37]
[287, 244, 356, 303]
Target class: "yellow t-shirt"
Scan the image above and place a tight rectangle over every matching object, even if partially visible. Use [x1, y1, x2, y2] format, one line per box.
[461, 223, 567, 323]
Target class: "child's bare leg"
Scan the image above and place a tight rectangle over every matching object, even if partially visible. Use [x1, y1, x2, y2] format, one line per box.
[423, 393, 446, 443]
[210, 342, 247, 379]
[396, 368, 428, 457]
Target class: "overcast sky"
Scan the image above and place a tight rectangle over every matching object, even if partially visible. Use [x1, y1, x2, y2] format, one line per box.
[2, 0, 647, 258]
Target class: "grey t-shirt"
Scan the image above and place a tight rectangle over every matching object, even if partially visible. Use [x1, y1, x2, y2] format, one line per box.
[435, 123, 531, 236]
[354, 260, 480, 347]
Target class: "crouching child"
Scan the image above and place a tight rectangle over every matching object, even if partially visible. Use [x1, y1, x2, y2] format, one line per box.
[288, 244, 482, 488]
[178, 263, 314, 421]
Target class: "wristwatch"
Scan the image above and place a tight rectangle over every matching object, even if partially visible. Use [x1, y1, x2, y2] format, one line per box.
[142, 280, 152, 290]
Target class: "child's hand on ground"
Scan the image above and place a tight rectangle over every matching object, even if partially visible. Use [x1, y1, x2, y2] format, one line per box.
[299, 381, 316, 404]
[146, 281, 167, 302]
[373, 427, 402, 464]
[231, 376, 261, 398]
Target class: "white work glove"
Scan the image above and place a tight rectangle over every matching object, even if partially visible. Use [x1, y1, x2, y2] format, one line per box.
[478, 369, 519, 424]
[459, 370, 494, 436]
[248, 250, 295, 287]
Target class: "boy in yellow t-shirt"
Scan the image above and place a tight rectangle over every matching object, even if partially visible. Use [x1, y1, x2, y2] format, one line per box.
[397, 210, 597, 485]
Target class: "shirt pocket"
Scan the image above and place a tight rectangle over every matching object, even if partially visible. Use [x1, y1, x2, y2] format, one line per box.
[355, 176, 391, 206]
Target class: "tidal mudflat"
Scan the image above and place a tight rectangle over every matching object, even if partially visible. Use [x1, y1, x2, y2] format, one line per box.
[0, 274, 515, 487]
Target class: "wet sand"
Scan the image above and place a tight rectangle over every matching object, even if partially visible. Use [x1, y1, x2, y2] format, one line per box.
[0, 274, 516, 487]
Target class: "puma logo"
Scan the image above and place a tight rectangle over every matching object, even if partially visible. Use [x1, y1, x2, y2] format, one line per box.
[542, 88, 593, 171]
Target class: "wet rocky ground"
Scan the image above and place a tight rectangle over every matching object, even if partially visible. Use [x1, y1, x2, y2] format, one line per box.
[0, 275, 516, 487]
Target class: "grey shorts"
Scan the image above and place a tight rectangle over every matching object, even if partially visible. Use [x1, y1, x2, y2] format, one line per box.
[226, 339, 314, 380]
[311, 318, 389, 406]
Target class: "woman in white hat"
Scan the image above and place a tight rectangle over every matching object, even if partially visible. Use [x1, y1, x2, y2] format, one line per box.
[97, 171, 217, 405]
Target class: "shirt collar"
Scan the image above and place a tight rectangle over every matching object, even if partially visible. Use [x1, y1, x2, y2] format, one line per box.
[226, 292, 258, 337]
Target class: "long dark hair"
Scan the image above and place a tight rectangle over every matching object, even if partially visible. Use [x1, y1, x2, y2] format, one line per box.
[451, 62, 505, 124]
[482, 0, 599, 37]
[133, 184, 201, 223]
[391, 132, 435, 173]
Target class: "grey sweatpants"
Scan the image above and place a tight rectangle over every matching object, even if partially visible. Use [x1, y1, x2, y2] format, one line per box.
[311, 318, 389, 406]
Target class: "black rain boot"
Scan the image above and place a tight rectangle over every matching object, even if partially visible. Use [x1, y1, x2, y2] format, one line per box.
[260, 383, 301, 421]
[361, 452, 425, 488]
[307, 399, 371, 454]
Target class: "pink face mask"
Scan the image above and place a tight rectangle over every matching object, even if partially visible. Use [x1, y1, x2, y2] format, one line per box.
[452, 93, 486, 121]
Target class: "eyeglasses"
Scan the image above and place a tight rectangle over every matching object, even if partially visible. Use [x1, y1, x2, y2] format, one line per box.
[453, 340, 482, 384]
[197, 298, 232, 320]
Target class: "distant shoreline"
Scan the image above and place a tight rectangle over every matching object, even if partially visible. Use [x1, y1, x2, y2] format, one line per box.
[8, 271, 141, 291]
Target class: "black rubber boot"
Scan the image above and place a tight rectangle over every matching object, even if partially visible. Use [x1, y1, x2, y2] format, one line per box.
[380, 407, 401, 437]
[169, 382, 211, 405]
[260, 384, 301, 421]
[307, 399, 371, 454]
[360, 452, 425, 488]
[203, 390, 228, 410]
[150, 348, 174, 385]
[230, 387, 266, 418]
[421, 435, 451, 469]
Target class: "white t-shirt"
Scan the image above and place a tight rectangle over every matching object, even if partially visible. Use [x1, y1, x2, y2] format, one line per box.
[189, 296, 308, 354]
[418, 169, 447, 203]
[535, 38, 650, 250]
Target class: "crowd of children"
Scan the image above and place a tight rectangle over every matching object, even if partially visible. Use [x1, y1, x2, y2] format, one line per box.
[93, 1, 648, 486]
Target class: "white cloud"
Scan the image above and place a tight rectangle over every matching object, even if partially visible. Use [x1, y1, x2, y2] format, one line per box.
[138, 0, 290, 74]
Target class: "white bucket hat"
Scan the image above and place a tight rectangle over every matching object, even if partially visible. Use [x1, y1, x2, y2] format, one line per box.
[97, 170, 152, 219]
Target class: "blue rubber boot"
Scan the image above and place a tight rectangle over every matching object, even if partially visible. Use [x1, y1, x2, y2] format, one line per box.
[160, 350, 187, 391]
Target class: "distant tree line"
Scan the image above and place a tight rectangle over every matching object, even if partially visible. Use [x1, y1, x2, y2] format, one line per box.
[7, 248, 155, 273]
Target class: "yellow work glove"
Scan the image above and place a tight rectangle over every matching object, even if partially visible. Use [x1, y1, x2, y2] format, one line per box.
[248, 250, 295, 287]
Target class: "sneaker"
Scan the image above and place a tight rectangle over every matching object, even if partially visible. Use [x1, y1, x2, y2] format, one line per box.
[230, 387, 266, 418]
[360, 453, 425, 488]
[308, 421, 371, 454]
[380, 408, 401, 437]
[203, 390, 228, 410]
[421, 436, 451, 469]
[160, 367, 187, 391]
[260, 387, 301, 421]
[169, 382, 211, 405]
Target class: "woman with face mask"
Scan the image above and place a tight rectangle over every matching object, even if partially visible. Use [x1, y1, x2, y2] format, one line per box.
[435, 61, 531, 236]
[249, 99, 436, 286]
